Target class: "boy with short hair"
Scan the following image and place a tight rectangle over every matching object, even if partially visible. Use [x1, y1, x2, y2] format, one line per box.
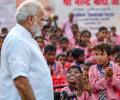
[44, 45, 67, 92]
[91, 26, 108, 46]
[35, 35, 45, 52]
[71, 48, 85, 69]
[44, 44, 63, 76]
[49, 34, 58, 47]
[57, 36, 70, 55]
[89, 43, 120, 100]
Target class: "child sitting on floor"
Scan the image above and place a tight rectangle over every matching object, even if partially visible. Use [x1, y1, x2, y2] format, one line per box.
[61, 65, 92, 100]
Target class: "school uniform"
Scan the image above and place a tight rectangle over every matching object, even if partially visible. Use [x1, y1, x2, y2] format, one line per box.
[61, 86, 91, 100]
[89, 62, 120, 100]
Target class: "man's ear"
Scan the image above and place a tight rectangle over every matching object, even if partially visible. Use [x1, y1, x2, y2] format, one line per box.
[27, 16, 33, 25]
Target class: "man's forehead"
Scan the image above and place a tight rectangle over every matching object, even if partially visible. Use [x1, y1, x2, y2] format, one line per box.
[36, 8, 45, 17]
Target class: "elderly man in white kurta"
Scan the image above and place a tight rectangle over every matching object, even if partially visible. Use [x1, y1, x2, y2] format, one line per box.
[0, 0, 54, 100]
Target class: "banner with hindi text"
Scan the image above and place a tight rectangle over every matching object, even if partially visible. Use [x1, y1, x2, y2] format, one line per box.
[53, 0, 120, 35]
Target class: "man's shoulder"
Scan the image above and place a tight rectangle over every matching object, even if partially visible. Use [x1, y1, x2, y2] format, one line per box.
[2, 28, 26, 50]
[6, 26, 21, 39]
[4, 33, 21, 46]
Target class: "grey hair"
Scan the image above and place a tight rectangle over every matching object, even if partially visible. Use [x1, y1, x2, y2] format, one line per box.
[16, 0, 44, 23]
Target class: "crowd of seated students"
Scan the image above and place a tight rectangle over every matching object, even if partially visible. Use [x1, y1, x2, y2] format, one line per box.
[1, 13, 120, 100]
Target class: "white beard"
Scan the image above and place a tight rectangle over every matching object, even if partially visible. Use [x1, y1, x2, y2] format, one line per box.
[31, 24, 42, 37]
[35, 32, 41, 37]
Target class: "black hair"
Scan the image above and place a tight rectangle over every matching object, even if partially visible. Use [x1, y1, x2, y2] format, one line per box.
[34, 35, 44, 40]
[67, 65, 82, 73]
[71, 24, 79, 29]
[80, 30, 91, 37]
[93, 43, 112, 56]
[56, 53, 66, 60]
[49, 34, 58, 40]
[44, 44, 56, 53]
[1, 27, 8, 33]
[72, 48, 84, 59]
[66, 49, 72, 57]
[60, 36, 69, 43]
[84, 62, 93, 67]
[42, 25, 50, 30]
[115, 53, 120, 59]
[113, 45, 120, 54]
[98, 26, 107, 32]
[54, 27, 63, 33]
[111, 26, 116, 30]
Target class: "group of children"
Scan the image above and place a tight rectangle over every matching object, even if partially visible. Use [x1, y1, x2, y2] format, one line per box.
[32, 15, 120, 99]
[1, 13, 120, 100]
[42, 41, 120, 99]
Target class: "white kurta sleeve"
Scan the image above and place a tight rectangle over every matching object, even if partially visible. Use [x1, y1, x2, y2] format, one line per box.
[7, 38, 31, 80]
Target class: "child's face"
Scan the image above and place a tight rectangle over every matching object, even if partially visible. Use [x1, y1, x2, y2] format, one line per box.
[55, 30, 63, 37]
[45, 51, 56, 64]
[60, 41, 69, 49]
[77, 54, 85, 64]
[36, 38, 45, 48]
[75, 32, 80, 40]
[58, 56, 67, 65]
[98, 30, 107, 39]
[80, 33, 91, 43]
[94, 50, 109, 65]
[71, 25, 79, 34]
[83, 65, 89, 72]
[67, 68, 81, 84]
[50, 37, 57, 45]
[67, 53, 74, 62]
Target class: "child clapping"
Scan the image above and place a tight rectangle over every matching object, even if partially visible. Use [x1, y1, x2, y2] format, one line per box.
[89, 43, 120, 100]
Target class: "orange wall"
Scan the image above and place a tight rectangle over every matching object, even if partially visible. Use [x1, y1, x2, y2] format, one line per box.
[16, 0, 50, 7]
[16, 0, 24, 7]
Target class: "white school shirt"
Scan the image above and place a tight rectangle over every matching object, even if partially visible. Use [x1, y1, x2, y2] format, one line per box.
[0, 24, 54, 100]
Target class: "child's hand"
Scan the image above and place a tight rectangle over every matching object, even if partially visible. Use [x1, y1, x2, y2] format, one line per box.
[82, 74, 92, 95]
[77, 74, 83, 89]
[76, 74, 84, 96]
[83, 82, 91, 91]
[105, 67, 113, 77]
[83, 71, 88, 79]
[83, 83, 92, 96]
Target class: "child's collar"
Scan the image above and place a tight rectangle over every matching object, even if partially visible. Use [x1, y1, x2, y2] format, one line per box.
[97, 62, 112, 73]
